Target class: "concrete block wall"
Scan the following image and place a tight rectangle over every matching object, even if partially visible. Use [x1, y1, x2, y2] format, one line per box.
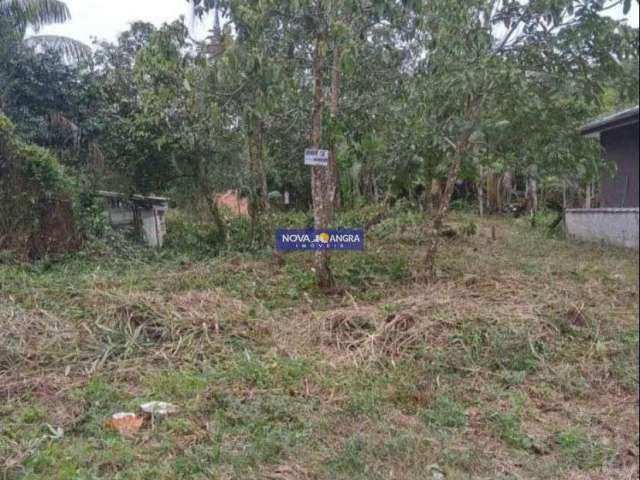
[565, 208, 639, 249]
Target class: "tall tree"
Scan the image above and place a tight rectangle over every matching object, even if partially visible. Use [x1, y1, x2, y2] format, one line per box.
[413, 0, 638, 281]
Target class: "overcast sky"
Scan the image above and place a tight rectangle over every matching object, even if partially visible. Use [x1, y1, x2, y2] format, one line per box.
[34, 0, 639, 46]
[33, 0, 212, 45]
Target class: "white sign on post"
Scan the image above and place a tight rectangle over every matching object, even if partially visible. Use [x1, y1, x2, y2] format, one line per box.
[304, 148, 329, 167]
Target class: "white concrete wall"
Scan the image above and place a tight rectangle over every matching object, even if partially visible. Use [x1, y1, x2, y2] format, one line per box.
[565, 208, 639, 249]
[105, 201, 168, 247]
[140, 206, 168, 248]
[107, 208, 134, 226]
[140, 210, 159, 247]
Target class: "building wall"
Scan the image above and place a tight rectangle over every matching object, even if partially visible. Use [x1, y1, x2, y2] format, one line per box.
[565, 208, 639, 249]
[107, 207, 135, 226]
[140, 206, 167, 248]
[105, 203, 167, 247]
[600, 123, 639, 207]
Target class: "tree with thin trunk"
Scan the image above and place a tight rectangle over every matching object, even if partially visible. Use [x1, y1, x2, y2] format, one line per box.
[415, 0, 635, 282]
[309, 33, 334, 288]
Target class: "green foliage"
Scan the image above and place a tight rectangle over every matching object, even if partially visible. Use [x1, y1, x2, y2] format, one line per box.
[0, 212, 637, 478]
[556, 429, 611, 469]
[460, 220, 478, 237]
[0, 0, 89, 70]
[164, 209, 311, 257]
[449, 198, 476, 212]
[164, 211, 225, 256]
[327, 435, 367, 477]
[3, 0, 635, 227]
[422, 395, 467, 429]
[339, 252, 410, 288]
[17, 143, 71, 194]
[74, 191, 109, 239]
[489, 395, 532, 451]
[0, 110, 15, 136]
[335, 204, 385, 229]
[0, 113, 83, 259]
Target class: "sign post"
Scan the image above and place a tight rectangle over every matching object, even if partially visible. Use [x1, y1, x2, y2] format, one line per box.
[276, 229, 365, 251]
[304, 148, 330, 167]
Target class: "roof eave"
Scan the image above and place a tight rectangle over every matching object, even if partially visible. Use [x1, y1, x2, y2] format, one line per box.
[580, 107, 640, 137]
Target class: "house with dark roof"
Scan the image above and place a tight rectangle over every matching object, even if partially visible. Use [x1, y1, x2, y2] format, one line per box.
[580, 106, 639, 208]
[565, 106, 639, 249]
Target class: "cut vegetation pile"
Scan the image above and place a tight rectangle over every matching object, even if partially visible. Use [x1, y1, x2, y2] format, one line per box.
[322, 307, 425, 360]
[0, 212, 638, 479]
[1, 288, 268, 393]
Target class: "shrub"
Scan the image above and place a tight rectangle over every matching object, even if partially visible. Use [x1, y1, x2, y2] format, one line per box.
[164, 208, 314, 257]
[74, 191, 109, 239]
[18, 144, 71, 194]
[0, 113, 81, 260]
[163, 210, 224, 256]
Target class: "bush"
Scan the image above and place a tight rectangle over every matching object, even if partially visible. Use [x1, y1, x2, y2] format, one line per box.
[0, 113, 81, 260]
[163, 208, 315, 257]
[18, 144, 71, 194]
[163, 210, 224, 256]
[74, 191, 109, 239]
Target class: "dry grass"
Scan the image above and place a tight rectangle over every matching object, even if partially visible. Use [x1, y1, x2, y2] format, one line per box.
[0, 287, 269, 398]
[319, 307, 426, 361]
[0, 211, 638, 479]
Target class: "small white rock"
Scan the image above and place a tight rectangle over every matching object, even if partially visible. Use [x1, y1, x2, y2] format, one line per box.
[428, 464, 446, 480]
[112, 412, 138, 419]
[140, 401, 179, 416]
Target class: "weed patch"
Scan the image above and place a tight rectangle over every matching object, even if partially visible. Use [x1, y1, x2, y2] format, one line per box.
[1, 211, 637, 479]
[422, 395, 467, 429]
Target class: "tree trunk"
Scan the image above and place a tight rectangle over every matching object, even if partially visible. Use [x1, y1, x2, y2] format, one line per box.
[585, 181, 591, 208]
[421, 108, 479, 283]
[486, 172, 499, 213]
[206, 193, 226, 240]
[197, 163, 225, 241]
[257, 119, 269, 212]
[477, 165, 485, 218]
[330, 44, 341, 210]
[424, 154, 435, 212]
[433, 154, 462, 231]
[526, 176, 538, 213]
[502, 171, 513, 208]
[248, 116, 269, 213]
[373, 177, 380, 203]
[430, 179, 442, 210]
[423, 150, 463, 281]
[310, 37, 333, 289]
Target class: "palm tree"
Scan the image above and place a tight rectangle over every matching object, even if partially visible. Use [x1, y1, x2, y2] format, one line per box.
[0, 0, 89, 60]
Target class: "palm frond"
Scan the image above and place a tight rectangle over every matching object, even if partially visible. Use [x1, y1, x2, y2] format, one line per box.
[0, 0, 70, 30]
[23, 34, 91, 62]
[48, 111, 80, 147]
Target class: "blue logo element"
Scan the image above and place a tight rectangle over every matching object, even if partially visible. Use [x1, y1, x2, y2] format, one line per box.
[276, 229, 365, 251]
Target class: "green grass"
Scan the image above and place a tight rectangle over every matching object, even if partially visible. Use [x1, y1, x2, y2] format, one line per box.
[422, 395, 467, 429]
[1, 209, 638, 479]
[490, 409, 532, 451]
[556, 429, 612, 469]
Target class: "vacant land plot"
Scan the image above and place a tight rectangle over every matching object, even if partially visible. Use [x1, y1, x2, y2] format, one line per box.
[1, 212, 638, 479]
